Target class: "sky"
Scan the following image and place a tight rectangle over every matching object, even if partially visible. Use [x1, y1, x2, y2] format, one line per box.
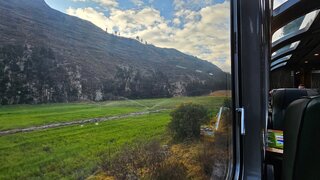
[45, 0, 231, 72]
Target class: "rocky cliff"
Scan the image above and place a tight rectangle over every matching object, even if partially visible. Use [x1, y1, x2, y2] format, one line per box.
[0, 0, 229, 104]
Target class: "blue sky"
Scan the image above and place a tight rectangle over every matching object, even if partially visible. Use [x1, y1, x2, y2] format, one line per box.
[44, 0, 231, 72]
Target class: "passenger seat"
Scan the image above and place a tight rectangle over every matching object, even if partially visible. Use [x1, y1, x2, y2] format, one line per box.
[271, 88, 318, 130]
[282, 96, 320, 180]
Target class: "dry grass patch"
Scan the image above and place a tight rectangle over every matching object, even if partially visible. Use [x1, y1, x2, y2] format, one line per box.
[209, 90, 231, 97]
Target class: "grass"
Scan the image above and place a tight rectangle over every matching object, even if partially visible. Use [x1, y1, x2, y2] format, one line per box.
[0, 96, 226, 179]
[0, 96, 225, 131]
[0, 113, 170, 179]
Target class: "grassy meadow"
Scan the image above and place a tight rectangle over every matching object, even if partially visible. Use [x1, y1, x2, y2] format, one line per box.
[0, 96, 224, 131]
[0, 96, 225, 179]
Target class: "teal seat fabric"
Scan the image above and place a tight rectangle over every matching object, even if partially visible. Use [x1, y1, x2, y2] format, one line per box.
[282, 96, 320, 180]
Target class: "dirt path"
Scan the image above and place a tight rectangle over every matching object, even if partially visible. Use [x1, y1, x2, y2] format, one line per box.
[0, 109, 168, 136]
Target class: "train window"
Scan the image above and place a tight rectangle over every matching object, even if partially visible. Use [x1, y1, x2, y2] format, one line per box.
[273, 0, 288, 10]
[271, 62, 288, 71]
[272, 10, 319, 43]
[0, 0, 234, 179]
[271, 54, 292, 67]
[271, 41, 300, 59]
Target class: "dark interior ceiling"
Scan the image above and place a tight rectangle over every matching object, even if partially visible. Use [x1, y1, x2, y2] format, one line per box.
[271, 0, 320, 71]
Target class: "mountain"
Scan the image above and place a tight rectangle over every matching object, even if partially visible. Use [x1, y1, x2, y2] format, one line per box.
[0, 0, 229, 105]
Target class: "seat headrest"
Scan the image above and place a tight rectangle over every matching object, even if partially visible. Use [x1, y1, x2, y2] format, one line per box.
[271, 89, 309, 130]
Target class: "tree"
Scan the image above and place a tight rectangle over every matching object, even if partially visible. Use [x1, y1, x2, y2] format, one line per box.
[169, 103, 210, 140]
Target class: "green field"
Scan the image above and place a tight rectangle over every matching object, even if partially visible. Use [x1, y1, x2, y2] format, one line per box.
[0, 96, 224, 131]
[0, 96, 225, 179]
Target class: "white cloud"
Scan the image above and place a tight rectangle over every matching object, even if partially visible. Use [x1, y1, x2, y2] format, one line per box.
[173, 0, 185, 10]
[96, 0, 118, 7]
[172, 18, 181, 25]
[66, 1, 231, 72]
[70, 0, 119, 8]
[173, 0, 215, 11]
[66, 7, 108, 30]
[131, 0, 144, 6]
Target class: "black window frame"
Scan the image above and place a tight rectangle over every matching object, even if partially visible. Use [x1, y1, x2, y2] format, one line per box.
[231, 0, 271, 179]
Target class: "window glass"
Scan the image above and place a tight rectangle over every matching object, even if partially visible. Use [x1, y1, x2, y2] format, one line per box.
[272, 41, 300, 58]
[272, 10, 319, 43]
[271, 62, 287, 71]
[273, 0, 288, 10]
[271, 54, 292, 67]
[0, 0, 233, 179]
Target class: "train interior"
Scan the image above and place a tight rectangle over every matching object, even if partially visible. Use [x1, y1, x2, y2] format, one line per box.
[265, 0, 320, 179]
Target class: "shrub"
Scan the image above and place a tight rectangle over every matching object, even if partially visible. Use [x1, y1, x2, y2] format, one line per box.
[150, 160, 188, 180]
[169, 103, 210, 141]
[101, 140, 166, 180]
[198, 110, 231, 178]
[223, 98, 232, 108]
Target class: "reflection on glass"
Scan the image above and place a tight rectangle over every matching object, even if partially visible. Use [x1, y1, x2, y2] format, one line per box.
[0, 0, 233, 179]
[273, 0, 288, 10]
[272, 41, 300, 58]
[271, 54, 292, 67]
[271, 62, 287, 71]
[272, 10, 319, 43]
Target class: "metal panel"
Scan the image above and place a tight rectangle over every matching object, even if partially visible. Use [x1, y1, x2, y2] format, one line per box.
[231, 0, 242, 179]
[236, 0, 270, 178]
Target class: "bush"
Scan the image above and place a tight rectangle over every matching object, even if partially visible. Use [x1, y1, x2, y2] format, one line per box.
[101, 140, 166, 180]
[198, 109, 232, 178]
[169, 103, 210, 141]
[150, 160, 188, 180]
[223, 98, 232, 108]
